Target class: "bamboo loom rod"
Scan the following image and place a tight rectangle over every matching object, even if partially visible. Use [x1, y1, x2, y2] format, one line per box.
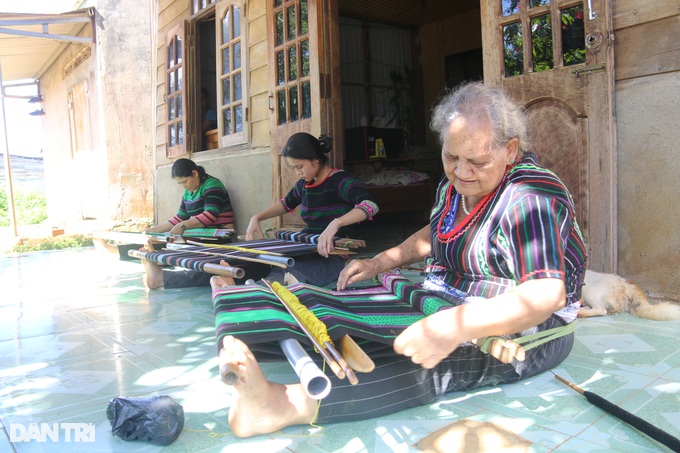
[127, 249, 245, 278]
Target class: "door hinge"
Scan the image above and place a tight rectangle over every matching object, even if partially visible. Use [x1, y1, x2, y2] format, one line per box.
[572, 63, 605, 77]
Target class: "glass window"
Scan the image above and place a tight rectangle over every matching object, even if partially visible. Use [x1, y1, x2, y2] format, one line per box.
[166, 31, 184, 156]
[272, 0, 310, 125]
[531, 14, 553, 72]
[500, 1, 586, 79]
[503, 22, 523, 77]
[501, 0, 520, 16]
[562, 5, 586, 66]
[166, 1, 249, 154]
[217, 2, 248, 144]
[192, 0, 217, 15]
[288, 45, 298, 81]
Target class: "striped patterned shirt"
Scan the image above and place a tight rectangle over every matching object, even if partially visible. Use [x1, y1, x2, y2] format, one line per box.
[282, 169, 378, 234]
[424, 152, 587, 318]
[170, 175, 234, 227]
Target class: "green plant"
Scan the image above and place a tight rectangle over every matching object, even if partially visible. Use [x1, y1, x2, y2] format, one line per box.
[0, 189, 48, 226]
[503, 2, 585, 75]
[8, 235, 94, 254]
[386, 65, 414, 146]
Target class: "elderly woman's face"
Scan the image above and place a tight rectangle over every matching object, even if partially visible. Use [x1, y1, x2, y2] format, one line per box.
[441, 116, 517, 198]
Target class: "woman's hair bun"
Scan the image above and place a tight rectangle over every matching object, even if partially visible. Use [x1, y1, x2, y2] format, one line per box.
[318, 135, 333, 153]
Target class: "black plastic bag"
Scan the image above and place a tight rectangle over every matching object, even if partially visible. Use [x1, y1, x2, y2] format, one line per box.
[106, 395, 184, 445]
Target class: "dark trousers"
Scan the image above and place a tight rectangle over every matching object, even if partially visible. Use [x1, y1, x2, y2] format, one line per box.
[315, 314, 574, 424]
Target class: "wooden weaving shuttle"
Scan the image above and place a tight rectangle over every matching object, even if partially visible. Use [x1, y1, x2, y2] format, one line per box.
[324, 341, 358, 385]
[328, 249, 356, 255]
[471, 337, 526, 364]
[336, 334, 375, 373]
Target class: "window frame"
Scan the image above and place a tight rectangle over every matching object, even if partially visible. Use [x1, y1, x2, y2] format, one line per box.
[165, 23, 187, 157]
[163, 1, 249, 156]
[216, 0, 249, 148]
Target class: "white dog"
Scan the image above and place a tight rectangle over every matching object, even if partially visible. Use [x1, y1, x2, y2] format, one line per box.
[580, 270, 680, 320]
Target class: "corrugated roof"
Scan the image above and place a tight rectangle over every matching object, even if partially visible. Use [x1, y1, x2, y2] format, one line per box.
[0, 8, 96, 82]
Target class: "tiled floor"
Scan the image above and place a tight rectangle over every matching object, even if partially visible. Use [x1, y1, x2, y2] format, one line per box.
[1, 246, 679, 452]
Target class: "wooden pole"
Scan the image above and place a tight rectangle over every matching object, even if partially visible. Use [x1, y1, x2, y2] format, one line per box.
[0, 62, 18, 237]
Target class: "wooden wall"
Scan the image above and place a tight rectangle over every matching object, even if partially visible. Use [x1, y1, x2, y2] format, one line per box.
[418, 8, 482, 149]
[613, 0, 680, 299]
[153, 0, 274, 233]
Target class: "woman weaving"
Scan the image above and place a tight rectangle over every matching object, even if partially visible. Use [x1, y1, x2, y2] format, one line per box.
[242, 132, 378, 286]
[142, 158, 235, 289]
[216, 82, 587, 437]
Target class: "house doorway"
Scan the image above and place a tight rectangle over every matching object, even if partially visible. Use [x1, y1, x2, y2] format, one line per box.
[335, 2, 482, 225]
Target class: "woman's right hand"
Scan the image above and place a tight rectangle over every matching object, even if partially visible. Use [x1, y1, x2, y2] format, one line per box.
[244, 217, 263, 241]
[336, 258, 381, 290]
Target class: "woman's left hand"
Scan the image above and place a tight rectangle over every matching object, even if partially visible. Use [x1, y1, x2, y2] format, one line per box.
[317, 221, 340, 257]
[393, 309, 460, 369]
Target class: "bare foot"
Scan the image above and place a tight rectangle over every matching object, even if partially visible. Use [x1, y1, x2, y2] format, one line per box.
[92, 237, 119, 256]
[141, 257, 164, 290]
[219, 335, 317, 438]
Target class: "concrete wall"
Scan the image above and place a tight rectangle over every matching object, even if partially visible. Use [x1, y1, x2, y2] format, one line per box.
[40, 16, 103, 225]
[40, 0, 153, 226]
[155, 149, 273, 232]
[615, 72, 680, 299]
[96, 0, 154, 222]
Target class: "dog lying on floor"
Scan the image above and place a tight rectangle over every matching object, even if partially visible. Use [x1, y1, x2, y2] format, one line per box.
[580, 270, 680, 320]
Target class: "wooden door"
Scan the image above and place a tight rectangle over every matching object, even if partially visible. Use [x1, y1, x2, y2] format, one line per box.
[481, 0, 616, 272]
[266, 0, 341, 228]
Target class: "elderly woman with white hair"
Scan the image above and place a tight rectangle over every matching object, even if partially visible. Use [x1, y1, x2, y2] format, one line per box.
[216, 82, 587, 438]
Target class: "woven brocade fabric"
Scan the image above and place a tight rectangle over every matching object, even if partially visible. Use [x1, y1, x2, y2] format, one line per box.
[139, 233, 325, 270]
[213, 273, 460, 360]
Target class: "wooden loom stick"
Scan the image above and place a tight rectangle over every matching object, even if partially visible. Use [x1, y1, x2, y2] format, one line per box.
[165, 245, 290, 268]
[240, 230, 367, 249]
[127, 249, 245, 278]
[261, 279, 353, 382]
[186, 240, 284, 256]
[323, 340, 359, 385]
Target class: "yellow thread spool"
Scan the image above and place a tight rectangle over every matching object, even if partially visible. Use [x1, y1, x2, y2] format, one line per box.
[271, 282, 332, 345]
